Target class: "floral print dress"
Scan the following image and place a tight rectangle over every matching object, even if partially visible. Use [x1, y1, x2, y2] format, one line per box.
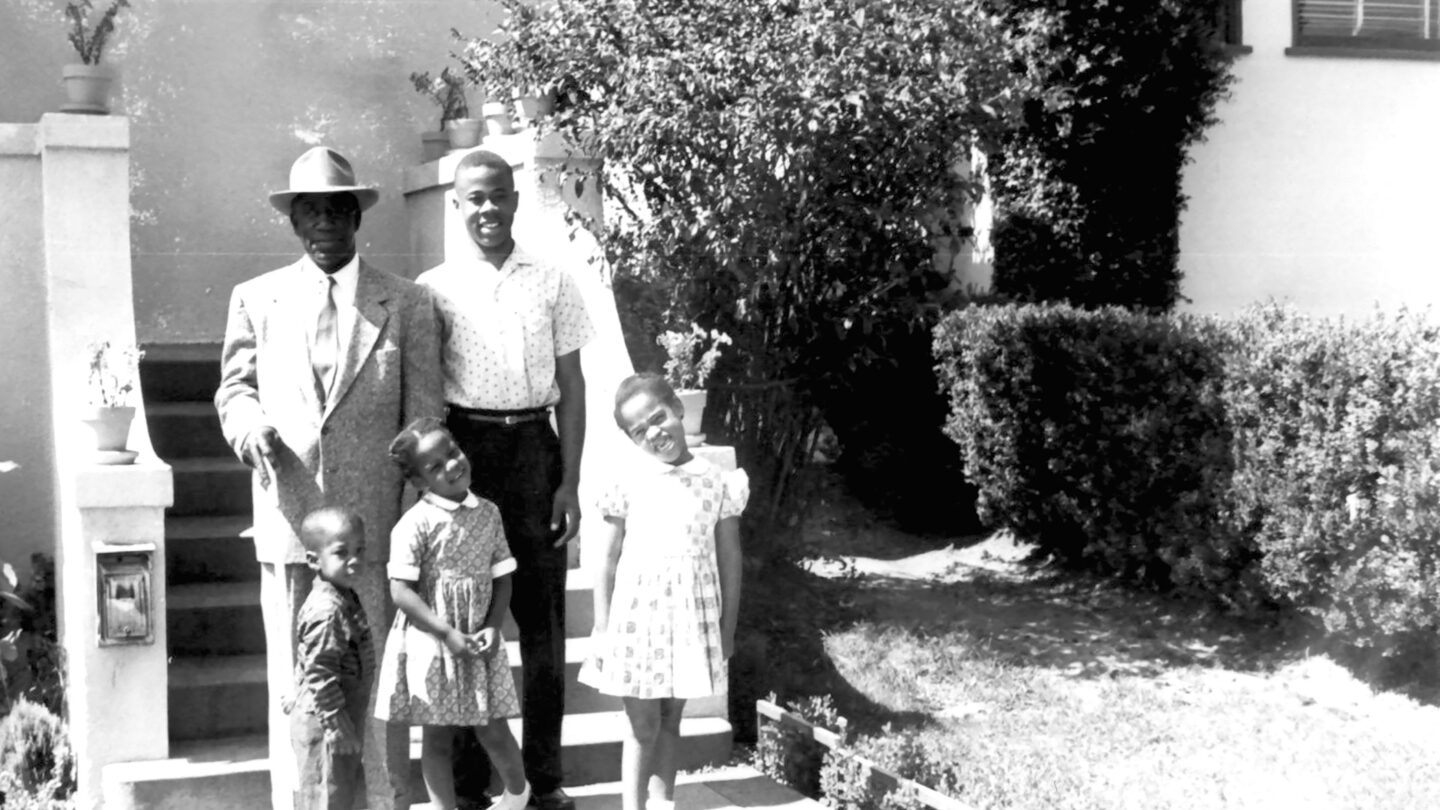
[579, 455, 749, 699]
[374, 491, 521, 725]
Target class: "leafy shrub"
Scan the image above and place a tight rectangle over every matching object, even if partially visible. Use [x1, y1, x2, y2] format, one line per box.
[475, 0, 1043, 549]
[755, 694, 847, 798]
[985, 1, 1237, 311]
[935, 303, 1440, 653]
[0, 699, 75, 803]
[0, 556, 63, 718]
[933, 303, 1257, 603]
[821, 727, 961, 810]
[1223, 307, 1440, 649]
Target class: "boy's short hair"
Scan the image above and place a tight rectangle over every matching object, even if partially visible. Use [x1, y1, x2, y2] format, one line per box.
[613, 372, 681, 428]
[299, 506, 365, 553]
[454, 150, 514, 184]
[388, 416, 451, 480]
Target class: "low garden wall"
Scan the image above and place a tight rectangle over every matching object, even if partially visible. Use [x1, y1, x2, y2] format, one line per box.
[934, 303, 1440, 655]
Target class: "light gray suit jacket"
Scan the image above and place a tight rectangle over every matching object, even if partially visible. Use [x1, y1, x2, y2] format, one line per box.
[215, 258, 444, 565]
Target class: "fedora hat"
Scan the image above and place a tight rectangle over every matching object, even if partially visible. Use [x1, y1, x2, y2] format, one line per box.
[268, 147, 380, 214]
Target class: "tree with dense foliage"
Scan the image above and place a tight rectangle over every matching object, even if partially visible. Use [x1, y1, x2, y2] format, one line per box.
[479, 0, 1045, 541]
[985, 1, 1237, 311]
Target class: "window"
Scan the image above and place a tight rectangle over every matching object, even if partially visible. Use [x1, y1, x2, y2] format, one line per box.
[1294, 0, 1440, 53]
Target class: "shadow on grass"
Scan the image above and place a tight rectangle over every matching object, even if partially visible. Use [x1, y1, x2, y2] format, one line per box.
[849, 560, 1440, 708]
[728, 559, 931, 742]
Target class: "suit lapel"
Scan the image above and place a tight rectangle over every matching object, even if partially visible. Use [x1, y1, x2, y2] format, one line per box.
[323, 259, 389, 421]
[278, 261, 326, 417]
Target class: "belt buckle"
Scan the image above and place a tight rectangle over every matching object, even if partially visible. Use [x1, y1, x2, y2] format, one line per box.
[502, 414, 521, 426]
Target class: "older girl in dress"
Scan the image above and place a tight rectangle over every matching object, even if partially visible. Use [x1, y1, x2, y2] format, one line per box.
[374, 417, 531, 810]
[579, 374, 746, 810]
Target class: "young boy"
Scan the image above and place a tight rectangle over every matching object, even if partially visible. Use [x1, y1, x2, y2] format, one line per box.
[288, 506, 376, 810]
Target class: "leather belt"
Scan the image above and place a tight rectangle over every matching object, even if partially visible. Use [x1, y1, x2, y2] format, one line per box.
[448, 405, 552, 426]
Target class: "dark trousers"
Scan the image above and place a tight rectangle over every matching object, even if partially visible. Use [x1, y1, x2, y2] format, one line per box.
[291, 709, 365, 810]
[447, 412, 569, 799]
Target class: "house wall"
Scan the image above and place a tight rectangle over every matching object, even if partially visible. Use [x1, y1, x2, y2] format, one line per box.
[1179, 2, 1440, 315]
[0, 127, 57, 579]
[0, 0, 500, 346]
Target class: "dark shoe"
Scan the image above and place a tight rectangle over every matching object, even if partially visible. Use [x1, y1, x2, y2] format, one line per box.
[458, 798, 494, 810]
[529, 788, 575, 810]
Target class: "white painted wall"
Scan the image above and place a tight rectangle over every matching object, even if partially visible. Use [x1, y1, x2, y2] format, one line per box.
[1179, 3, 1440, 315]
[0, 0, 500, 345]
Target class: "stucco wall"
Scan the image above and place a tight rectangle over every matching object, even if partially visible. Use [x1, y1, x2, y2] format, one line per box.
[0, 0, 501, 345]
[1179, 3, 1440, 315]
[0, 128, 58, 578]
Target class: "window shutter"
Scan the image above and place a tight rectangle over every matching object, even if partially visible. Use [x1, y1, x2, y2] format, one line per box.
[1296, 0, 1439, 43]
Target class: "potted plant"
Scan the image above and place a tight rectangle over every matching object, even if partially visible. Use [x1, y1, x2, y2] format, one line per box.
[61, 0, 130, 115]
[80, 340, 144, 463]
[657, 324, 731, 441]
[412, 67, 478, 156]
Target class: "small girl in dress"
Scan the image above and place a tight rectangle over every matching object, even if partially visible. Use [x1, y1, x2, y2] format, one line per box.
[579, 373, 747, 810]
[374, 417, 531, 810]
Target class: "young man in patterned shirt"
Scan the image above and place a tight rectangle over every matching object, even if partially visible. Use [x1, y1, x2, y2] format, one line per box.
[417, 150, 594, 810]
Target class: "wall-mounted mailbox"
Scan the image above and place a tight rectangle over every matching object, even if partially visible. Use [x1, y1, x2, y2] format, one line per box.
[94, 542, 155, 646]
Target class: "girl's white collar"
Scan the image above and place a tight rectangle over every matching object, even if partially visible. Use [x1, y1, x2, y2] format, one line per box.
[422, 490, 480, 510]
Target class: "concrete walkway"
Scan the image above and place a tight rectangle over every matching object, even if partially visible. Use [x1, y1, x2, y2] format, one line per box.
[410, 767, 822, 810]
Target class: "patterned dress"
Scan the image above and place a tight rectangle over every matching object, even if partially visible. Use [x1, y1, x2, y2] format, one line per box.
[579, 455, 749, 699]
[374, 491, 521, 725]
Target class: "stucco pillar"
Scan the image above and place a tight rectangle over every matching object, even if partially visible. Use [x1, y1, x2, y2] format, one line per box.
[35, 113, 173, 810]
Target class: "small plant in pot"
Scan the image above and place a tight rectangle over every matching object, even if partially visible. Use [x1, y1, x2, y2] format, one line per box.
[657, 323, 731, 442]
[61, 0, 130, 115]
[80, 340, 144, 463]
[412, 67, 477, 156]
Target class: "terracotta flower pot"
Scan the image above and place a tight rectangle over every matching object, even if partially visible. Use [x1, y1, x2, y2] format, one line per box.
[446, 118, 483, 150]
[80, 405, 135, 461]
[482, 101, 514, 136]
[420, 130, 449, 162]
[675, 389, 708, 440]
[61, 63, 117, 115]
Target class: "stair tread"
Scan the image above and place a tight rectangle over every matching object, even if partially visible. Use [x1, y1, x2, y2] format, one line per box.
[170, 653, 266, 688]
[148, 401, 219, 416]
[170, 581, 259, 610]
[115, 713, 732, 780]
[141, 343, 222, 363]
[170, 456, 248, 473]
[167, 514, 254, 540]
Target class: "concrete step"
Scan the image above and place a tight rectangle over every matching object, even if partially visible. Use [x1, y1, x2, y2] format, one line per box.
[169, 457, 252, 517]
[168, 654, 267, 741]
[167, 635, 728, 742]
[167, 582, 266, 657]
[149, 401, 230, 460]
[165, 515, 256, 585]
[139, 343, 222, 404]
[107, 715, 733, 810]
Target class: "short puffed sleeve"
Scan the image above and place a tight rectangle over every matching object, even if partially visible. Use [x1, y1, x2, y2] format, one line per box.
[596, 478, 629, 519]
[387, 505, 428, 581]
[479, 499, 518, 578]
[719, 468, 750, 520]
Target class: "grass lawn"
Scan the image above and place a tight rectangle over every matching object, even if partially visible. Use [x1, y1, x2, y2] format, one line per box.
[737, 473, 1440, 810]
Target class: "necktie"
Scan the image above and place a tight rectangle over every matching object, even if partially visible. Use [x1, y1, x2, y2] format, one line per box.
[313, 275, 338, 399]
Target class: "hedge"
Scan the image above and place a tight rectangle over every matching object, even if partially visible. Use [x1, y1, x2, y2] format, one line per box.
[934, 303, 1440, 653]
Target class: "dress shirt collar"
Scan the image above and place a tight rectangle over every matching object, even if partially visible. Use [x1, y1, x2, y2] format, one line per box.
[423, 490, 481, 511]
[462, 239, 538, 277]
[301, 253, 360, 304]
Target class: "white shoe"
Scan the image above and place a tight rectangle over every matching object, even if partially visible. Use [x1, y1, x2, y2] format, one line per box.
[494, 782, 532, 810]
[648, 800, 676, 810]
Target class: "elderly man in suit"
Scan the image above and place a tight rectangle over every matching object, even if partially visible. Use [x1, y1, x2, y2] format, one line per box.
[216, 146, 443, 810]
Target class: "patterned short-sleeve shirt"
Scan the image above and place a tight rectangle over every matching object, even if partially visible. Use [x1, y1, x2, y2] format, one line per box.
[417, 243, 595, 410]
